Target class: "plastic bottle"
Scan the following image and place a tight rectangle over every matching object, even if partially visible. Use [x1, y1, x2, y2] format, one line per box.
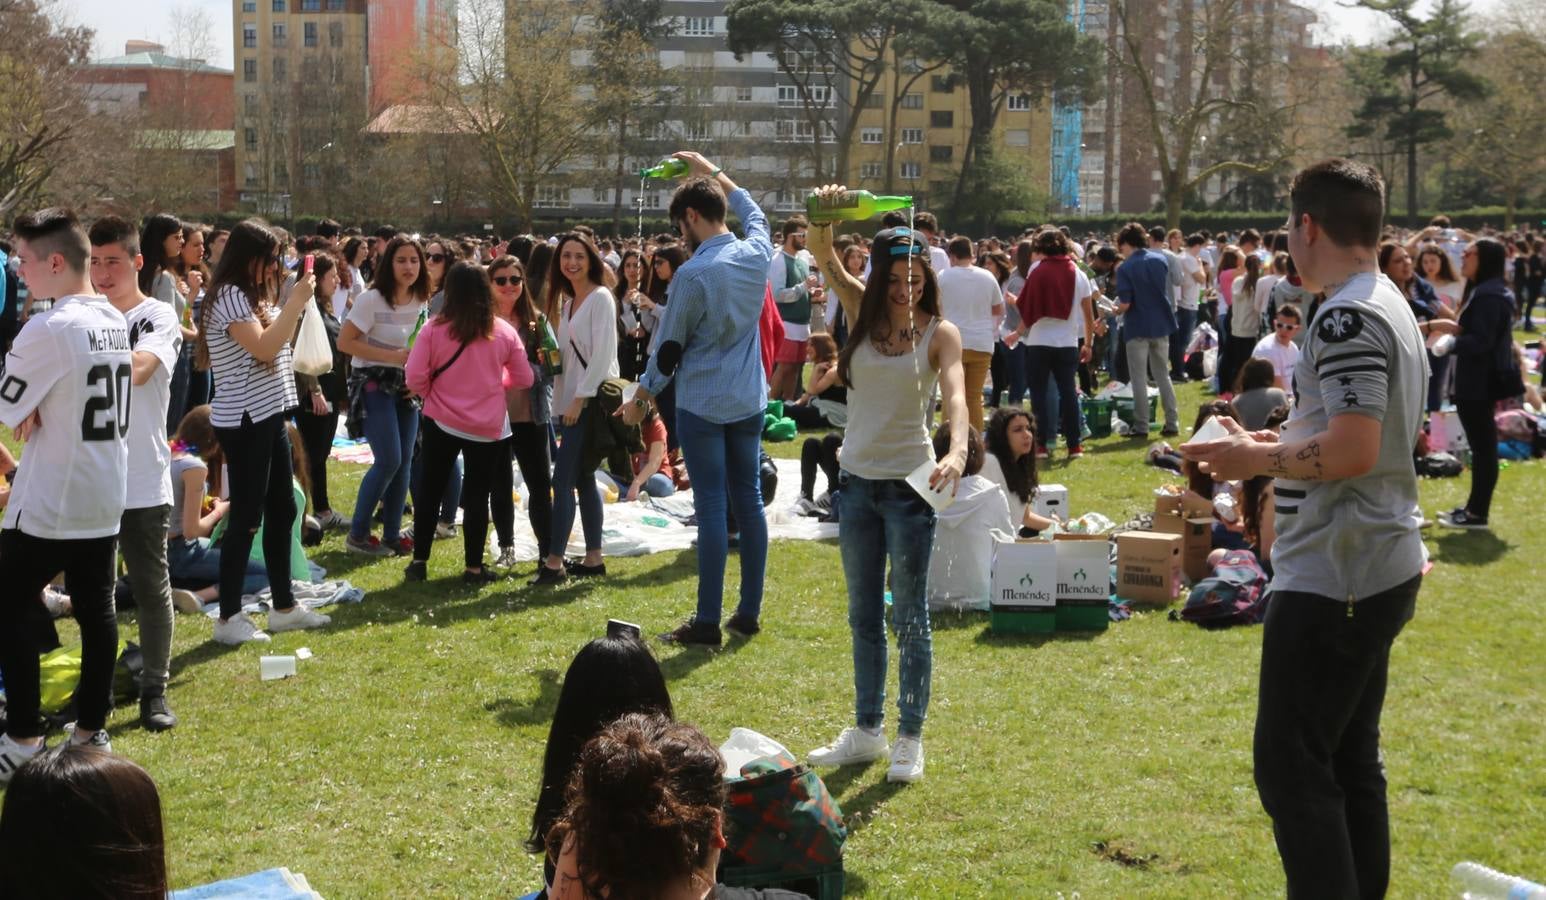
[1450, 861, 1546, 899]
[806, 190, 913, 224]
[639, 158, 689, 180]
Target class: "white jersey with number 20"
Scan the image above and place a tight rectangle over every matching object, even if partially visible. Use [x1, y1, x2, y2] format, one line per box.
[0, 294, 132, 539]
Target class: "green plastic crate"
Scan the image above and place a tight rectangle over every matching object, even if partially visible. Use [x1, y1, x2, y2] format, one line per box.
[1080, 397, 1114, 438]
[1056, 599, 1110, 632]
[1112, 395, 1159, 427]
[989, 605, 1055, 634]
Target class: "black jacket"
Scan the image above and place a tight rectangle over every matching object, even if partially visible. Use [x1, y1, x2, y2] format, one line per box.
[1452, 277, 1515, 402]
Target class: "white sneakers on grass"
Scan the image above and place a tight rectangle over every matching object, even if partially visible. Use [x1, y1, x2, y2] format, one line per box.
[0, 734, 44, 785]
[809, 727, 925, 783]
[213, 613, 271, 645]
[268, 606, 331, 633]
[63, 723, 112, 754]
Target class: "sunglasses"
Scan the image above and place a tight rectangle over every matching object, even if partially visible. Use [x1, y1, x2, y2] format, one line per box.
[492, 275, 523, 286]
[1275, 322, 1299, 331]
[427, 253, 447, 263]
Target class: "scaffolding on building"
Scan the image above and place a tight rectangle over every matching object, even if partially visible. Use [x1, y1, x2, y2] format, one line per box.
[1050, 0, 1087, 212]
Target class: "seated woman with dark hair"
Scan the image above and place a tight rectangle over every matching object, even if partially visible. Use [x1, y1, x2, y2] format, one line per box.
[547, 713, 808, 900]
[0, 746, 168, 899]
[785, 334, 847, 431]
[927, 424, 1012, 612]
[1231, 357, 1290, 431]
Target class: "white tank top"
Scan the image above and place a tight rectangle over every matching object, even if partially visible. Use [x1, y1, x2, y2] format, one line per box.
[840, 316, 941, 480]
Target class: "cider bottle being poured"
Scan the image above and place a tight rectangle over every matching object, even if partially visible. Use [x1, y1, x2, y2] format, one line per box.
[806, 190, 913, 224]
[639, 158, 690, 180]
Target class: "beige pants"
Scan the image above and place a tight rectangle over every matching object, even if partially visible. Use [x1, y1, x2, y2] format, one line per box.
[961, 349, 992, 432]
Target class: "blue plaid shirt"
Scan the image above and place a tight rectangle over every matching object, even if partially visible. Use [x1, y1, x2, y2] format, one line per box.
[640, 188, 773, 424]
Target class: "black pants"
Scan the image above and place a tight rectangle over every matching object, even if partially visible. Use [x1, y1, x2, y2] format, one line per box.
[1222, 335, 1258, 395]
[1026, 345, 1081, 451]
[786, 402, 833, 430]
[296, 408, 339, 513]
[413, 418, 510, 569]
[215, 412, 297, 619]
[800, 433, 841, 499]
[511, 422, 553, 560]
[1455, 395, 1498, 518]
[0, 530, 119, 739]
[1255, 574, 1421, 900]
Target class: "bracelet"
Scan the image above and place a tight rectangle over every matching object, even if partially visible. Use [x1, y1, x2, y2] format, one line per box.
[709, 167, 723, 178]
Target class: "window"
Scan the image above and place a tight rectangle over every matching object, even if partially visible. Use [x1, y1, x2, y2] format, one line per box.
[327, 0, 343, 8]
[685, 121, 710, 142]
[864, 93, 883, 108]
[930, 75, 954, 93]
[272, 0, 284, 12]
[929, 110, 953, 128]
[272, 23, 286, 47]
[777, 119, 835, 143]
[245, 127, 258, 150]
[777, 85, 831, 107]
[930, 145, 953, 162]
[534, 186, 571, 209]
[1007, 94, 1031, 111]
[242, 24, 257, 48]
[735, 86, 752, 102]
[244, 163, 257, 185]
[329, 22, 344, 47]
[860, 127, 882, 144]
[900, 93, 923, 110]
[302, 0, 319, 9]
[304, 23, 317, 47]
[1004, 128, 1030, 148]
[244, 93, 259, 115]
[901, 128, 923, 144]
[243, 59, 257, 82]
[638, 191, 662, 209]
[242, 0, 255, 10]
[593, 188, 610, 205]
[302, 57, 319, 80]
[273, 57, 287, 82]
[274, 162, 288, 184]
[681, 16, 715, 36]
[859, 162, 883, 179]
[900, 162, 922, 180]
[684, 50, 713, 70]
[303, 162, 320, 185]
[774, 190, 808, 211]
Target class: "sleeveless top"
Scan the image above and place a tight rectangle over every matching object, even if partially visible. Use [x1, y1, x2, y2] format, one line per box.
[840, 316, 941, 480]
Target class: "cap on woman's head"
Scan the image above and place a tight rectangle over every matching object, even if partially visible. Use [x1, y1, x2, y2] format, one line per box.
[872, 226, 928, 259]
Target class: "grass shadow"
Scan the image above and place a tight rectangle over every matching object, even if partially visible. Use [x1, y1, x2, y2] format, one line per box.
[484, 668, 563, 729]
[835, 775, 908, 838]
[972, 627, 1102, 648]
[1430, 531, 1510, 566]
[657, 637, 744, 682]
[167, 633, 245, 672]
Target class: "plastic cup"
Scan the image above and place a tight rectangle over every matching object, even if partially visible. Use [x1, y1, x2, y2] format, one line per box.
[1183, 415, 1231, 447]
[260, 655, 297, 681]
[905, 459, 956, 511]
[622, 382, 641, 404]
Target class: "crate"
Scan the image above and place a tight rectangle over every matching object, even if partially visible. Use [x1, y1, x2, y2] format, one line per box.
[989, 605, 1056, 634]
[1056, 599, 1110, 632]
[1080, 397, 1114, 438]
[1113, 395, 1159, 428]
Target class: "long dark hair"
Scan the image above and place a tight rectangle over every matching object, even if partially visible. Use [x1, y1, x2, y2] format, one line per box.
[1416, 242, 1458, 284]
[174, 404, 224, 497]
[137, 213, 182, 296]
[198, 218, 280, 371]
[617, 248, 644, 294]
[1464, 237, 1508, 302]
[645, 245, 688, 306]
[526, 636, 673, 855]
[0, 746, 168, 898]
[1239, 253, 1263, 307]
[1186, 400, 1238, 497]
[1240, 405, 1291, 549]
[310, 252, 338, 307]
[547, 233, 608, 308]
[437, 261, 495, 344]
[526, 241, 556, 320]
[985, 406, 1038, 502]
[837, 227, 941, 389]
[370, 233, 430, 305]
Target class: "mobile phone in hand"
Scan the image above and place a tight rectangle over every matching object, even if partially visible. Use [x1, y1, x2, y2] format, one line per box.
[303, 254, 315, 274]
[607, 619, 642, 641]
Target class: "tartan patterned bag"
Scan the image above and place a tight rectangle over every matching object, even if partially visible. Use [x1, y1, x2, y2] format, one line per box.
[720, 750, 846, 873]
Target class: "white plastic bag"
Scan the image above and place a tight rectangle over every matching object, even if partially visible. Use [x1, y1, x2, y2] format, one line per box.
[718, 728, 793, 776]
[293, 302, 332, 376]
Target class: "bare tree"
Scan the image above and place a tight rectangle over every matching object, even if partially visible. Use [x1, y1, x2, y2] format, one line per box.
[0, 0, 94, 218]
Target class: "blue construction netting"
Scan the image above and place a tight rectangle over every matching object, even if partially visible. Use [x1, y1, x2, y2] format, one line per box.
[1050, 0, 1086, 212]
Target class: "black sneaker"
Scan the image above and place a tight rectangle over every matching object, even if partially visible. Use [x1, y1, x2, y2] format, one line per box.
[1438, 509, 1489, 530]
[403, 560, 427, 582]
[462, 568, 500, 585]
[529, 565, 568, 587]
[565, 559, 607, 578]
[1160, 427, 1181, 437]
[659, 619, 722, 647]
[139, 694, 178, 732]
[725, 614, 761, 638]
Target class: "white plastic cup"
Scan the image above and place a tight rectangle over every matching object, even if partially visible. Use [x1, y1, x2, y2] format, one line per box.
[1183, 415, 1231, 447]
[260, 655, 297, 681]
[905, 459, 956, 511]
[622, 382, 641, 404]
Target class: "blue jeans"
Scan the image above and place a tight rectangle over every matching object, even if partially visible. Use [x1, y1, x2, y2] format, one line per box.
[603, 471, 676, 499]
[1170, 307, 1197, 377]
[350, 386, 419, 541]
[677, 409, 767, 625]
[549, 408, 604, 555]
[1027, 345, 1081, 452]
[837, 472, 935, 738]
[167, 537, 271, 596]
[1003, 342, 1029, 405]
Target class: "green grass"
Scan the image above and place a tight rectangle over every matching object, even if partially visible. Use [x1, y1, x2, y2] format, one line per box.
[20, 380, 1546, 896]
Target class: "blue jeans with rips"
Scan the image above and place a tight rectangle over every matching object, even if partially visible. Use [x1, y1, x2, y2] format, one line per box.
[677, 408, 767, 625]
[838, 471, 935, 738]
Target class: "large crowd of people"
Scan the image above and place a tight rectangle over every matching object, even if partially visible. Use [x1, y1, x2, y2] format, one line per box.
[0, 152, 1538, 897]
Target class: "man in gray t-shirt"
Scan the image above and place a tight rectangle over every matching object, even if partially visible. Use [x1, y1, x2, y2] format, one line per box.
[1185, 159, 1426, 899]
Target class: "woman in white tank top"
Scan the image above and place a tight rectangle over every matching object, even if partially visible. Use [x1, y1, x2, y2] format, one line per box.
[803, 198, 970, 785]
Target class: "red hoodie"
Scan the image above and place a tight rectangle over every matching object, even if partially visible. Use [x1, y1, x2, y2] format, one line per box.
[1017, 255, 1077, 330]
[758, 280, 783, 381]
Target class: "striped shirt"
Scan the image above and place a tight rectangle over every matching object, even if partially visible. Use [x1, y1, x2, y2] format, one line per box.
[205, 284, 299, 428]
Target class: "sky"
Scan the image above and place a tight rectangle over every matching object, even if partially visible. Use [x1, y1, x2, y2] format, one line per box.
[69, 0, 1507, 70]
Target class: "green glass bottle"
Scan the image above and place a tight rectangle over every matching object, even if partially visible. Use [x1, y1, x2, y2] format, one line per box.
[406, 306, 429, 349]
[806, 190, 913, 223]
[537, 314, 563, 376]
[639, 158, 690, 180]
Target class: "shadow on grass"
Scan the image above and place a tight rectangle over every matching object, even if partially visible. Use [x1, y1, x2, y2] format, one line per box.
[972, 627, 1101, 648]
[1430, 530, 1509, 566]
[168, 635, 246, 673]
[657, 637, 744, 682]
[831, 771, 907, 839]
[484, 668, 563, 728]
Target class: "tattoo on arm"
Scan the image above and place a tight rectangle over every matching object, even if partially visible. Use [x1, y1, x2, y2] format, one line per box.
[1296, 442, 1321, 461]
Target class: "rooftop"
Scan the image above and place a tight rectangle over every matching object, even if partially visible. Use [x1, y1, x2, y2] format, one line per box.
[89, 51, 231, 75]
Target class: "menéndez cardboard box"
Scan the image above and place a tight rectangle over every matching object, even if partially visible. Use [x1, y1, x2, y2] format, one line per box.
[1053, 534, 1110, 631]
[990, 538, 1057, 633]
[1153, 514, 1213, 583]
[1115, 531, 1183, 604]
[1033, 484, 1069, 521]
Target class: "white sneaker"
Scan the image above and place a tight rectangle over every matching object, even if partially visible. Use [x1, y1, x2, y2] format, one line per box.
[886, 736, 925, 783]
[41, 586, 72, 617]
[268, 606, 332, 632]
[62, 723, 113, 754]
[171, 588, 205, 615]
[808, 726, 889, 767]
[213, 612, 272, 645]
[0, 733, 45, 785]
[436, 521, 458, 538]
[495, 545, 519, 568]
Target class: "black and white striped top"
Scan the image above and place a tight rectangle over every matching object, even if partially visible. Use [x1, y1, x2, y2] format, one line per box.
[206, 284, 299, 428]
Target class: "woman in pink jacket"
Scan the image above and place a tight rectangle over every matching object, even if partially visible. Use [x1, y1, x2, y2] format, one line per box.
[404, 262, 533, 583]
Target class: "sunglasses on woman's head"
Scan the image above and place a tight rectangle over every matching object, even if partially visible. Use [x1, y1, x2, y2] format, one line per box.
[427, 253, 447, 263]
[492, 275, 523, 286]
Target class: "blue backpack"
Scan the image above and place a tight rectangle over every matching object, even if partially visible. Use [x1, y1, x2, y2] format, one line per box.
[1176, 550, 1269, 628]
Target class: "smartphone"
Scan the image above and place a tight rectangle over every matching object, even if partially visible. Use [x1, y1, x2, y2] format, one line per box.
[607, 619, 642, 641]
[303, 254, 316, 275]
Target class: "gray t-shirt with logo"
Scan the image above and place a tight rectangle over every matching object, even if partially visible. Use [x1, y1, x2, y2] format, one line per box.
[1269, 271, 1429, 601]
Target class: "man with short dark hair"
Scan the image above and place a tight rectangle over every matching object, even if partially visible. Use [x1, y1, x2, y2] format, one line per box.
[1184, 158, 1428, 900]
[1115, 223, 1179, 436]
[937, 235, 1002, 430]
[625, 152, 773, 648]
[769, 215, 816, 401]
[1252, 303, 1302, 394]
[0, 209, 133, 780]
[911, 212, 951, 272]
[315, 218, 341, 249]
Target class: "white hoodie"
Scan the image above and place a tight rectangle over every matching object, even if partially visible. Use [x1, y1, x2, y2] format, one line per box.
[928, 474, 1015, 612]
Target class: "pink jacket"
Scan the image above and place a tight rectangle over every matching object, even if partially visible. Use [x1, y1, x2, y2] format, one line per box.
[406, 316, 533, 439]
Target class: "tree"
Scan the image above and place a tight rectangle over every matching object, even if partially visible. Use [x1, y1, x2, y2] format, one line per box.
[591, 0, 675, 235]
[907, 0, 1104, 232]
[1447, 28, 1546, 227]
[1347, 0, 1489, 226]
[0, 0, 93, 218]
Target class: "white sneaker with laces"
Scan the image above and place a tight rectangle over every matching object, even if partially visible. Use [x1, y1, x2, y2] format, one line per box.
[436, 521, 458, 538]
[792, 497, 821, 517]
[495, 545, 520, 568]
[63, 723, 113, 754]
[808, 726, 889, 767]
[0, 734, 45, 785]
[886, 736, 925, 783]
[41, 586, 72, 618]
[268, 606, 332, 632]
[213, 612, 272, 645]
[171, 588, 205, 614]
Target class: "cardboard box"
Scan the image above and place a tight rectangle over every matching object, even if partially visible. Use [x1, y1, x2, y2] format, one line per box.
[1153, 515, 1213, 583]
[1054, 534, 1110, 603]
[990, 606, 1056, 634]
[1155, 491, 1213, 523]
[1115, 532, 1183, 604]
[1033, 484, 1069, 521]
[990, 539, 1057, 609]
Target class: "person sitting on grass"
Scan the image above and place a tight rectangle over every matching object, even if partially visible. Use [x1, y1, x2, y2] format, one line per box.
[1179, 400, 1250, 551]
[979, 407, 1058, 537]
[1231, 357, 1290, 431]
[794, 432, 842, 518]
[0, 746, 168, 899]
[600, 401, 676, 501]
[927, 424, 1013, 613]
[784, 334, 847, 431]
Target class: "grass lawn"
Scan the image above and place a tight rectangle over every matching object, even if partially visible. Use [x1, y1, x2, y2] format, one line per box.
[15, 380, 1546, 897]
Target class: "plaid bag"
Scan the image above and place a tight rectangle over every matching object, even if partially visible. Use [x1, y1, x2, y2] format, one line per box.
[720, 751, 845, 873]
